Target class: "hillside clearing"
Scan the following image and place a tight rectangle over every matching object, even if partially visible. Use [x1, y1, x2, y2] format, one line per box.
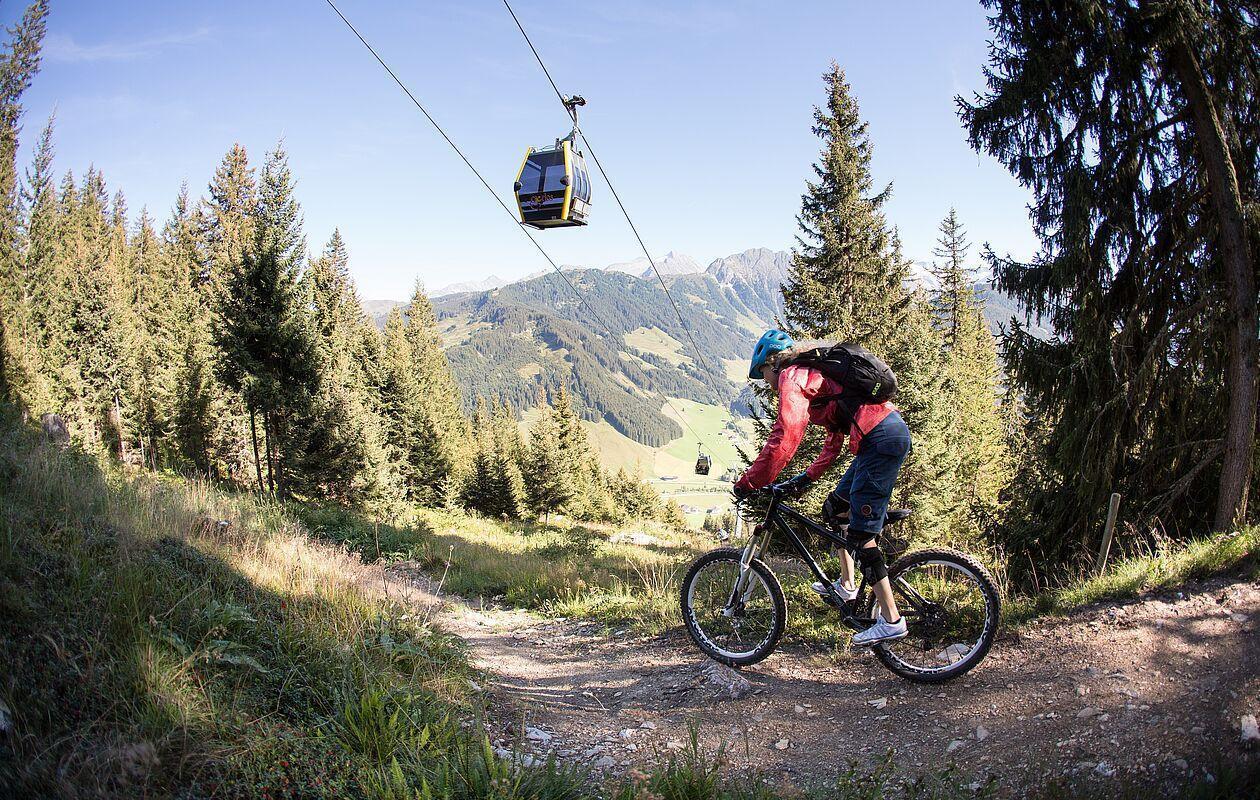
[622, 326, 694, 367]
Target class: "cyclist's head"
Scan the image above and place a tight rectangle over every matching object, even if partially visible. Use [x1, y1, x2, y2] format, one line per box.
[749, 329, 795, 380]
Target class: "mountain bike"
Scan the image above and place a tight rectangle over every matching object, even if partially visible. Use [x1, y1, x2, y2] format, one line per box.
[680, 483, 1000, 683]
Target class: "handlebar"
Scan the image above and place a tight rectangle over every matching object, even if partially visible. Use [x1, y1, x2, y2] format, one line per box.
[733, 482, 795, 507]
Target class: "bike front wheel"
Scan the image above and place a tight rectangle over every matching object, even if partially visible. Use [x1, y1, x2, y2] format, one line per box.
[680, 547, 785, 667]
[866, 547, 1001, 683]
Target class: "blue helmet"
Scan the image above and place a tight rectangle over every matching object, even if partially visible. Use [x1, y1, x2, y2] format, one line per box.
[749, 329, 794, 379]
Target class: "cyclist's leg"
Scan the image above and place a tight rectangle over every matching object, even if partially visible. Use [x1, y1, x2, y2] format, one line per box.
[827, 463, 857, 590]
[847, 414, 912, 624]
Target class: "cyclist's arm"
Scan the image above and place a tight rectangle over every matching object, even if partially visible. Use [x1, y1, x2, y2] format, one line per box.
[735, 369, 810, 491]
[804, 428, 847, 480]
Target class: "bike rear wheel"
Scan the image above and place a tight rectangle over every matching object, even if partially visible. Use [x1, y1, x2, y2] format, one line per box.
[865, 547, 1000, 683]
[680, 547, 785, 667]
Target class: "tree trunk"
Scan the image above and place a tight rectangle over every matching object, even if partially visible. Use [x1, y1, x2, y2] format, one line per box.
[248, 405, 265, 494]
[263, 410, 277, 496]
[1168, 37, 1258, 530]
[0, 317, 8, 401]
[113, 393, 126, 462]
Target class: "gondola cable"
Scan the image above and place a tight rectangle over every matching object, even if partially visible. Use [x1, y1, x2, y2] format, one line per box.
[502, 0, 750, 476]
[500, 0, 734, 398]
[322, 0, 733, 473]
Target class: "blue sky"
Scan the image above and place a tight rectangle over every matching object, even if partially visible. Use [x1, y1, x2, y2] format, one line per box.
[21, 0, 1037, 301]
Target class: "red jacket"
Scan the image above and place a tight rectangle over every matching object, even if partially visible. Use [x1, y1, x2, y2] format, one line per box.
[735, 364, 896, 491]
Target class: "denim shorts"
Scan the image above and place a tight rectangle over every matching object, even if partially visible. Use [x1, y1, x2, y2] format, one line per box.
[832, 411, 911, 536]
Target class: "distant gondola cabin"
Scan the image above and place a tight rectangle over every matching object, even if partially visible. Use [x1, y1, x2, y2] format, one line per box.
[694, 453, 712, 476]
[514, 140, 591, 229]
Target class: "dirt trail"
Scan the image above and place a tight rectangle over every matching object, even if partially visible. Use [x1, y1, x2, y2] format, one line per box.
[386, 563, 1259, 796]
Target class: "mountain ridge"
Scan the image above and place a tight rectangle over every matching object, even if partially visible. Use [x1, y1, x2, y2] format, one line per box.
[367, 248, 1046, 449]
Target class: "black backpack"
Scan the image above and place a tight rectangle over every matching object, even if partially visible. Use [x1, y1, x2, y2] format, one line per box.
[784, 342, 897, 429]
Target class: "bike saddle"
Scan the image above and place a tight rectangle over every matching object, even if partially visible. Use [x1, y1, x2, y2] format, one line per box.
[885, 508, 912, 524]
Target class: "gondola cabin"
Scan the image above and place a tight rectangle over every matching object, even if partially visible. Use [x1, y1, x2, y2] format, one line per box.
[694, 452, 712, 476]
[514, 140, 591, 229]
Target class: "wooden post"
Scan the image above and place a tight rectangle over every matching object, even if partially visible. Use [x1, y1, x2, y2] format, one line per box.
[1095, 493, 1122, 576]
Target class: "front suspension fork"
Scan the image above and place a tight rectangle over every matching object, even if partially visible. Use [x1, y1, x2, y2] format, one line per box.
[728, 519, 772, 610]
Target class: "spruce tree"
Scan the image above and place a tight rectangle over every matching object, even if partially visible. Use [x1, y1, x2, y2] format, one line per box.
[18, 114, 59, 412]
[297, 230, 400, 508]
[127, 209, 172, 467]
[459, 398, 500, 516]
[214, 142, 318, 496]
[380, 306, 459, 506]
[525, 405, 571, 522]
[930, 208, 972, 348]
[928, 209, 1009, 536]
[402, 283, 469, 468]
[549, 385, 602, 519]
[163, 185, 218, 474]
[960, 0, 1259, 556]
[202, 144, 255, 299]
[58, 168, 136, 454]
[488, 400, 526, 519]
[201, 149, 259, 481]
[783, 64, 900, 344]
[774, 65, 955, 541]
[0, 1, 47, 403]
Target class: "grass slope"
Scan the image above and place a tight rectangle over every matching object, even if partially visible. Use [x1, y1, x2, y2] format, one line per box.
[300, 505, 705, 635]
[0, 412, 470, 797]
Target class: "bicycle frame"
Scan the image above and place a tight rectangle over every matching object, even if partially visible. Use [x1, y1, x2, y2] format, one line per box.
[731, 491, 937, 631]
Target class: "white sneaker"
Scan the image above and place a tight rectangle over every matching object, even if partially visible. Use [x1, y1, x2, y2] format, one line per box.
[852, 614, 908, 647]
[811, 579, 858, 602]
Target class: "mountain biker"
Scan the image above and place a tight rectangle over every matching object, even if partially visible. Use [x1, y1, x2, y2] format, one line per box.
[732, 329, 912, 646]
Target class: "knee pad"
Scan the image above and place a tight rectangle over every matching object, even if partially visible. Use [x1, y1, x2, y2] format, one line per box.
[822, 494, 850, 527]
[854, 546, 888, 584]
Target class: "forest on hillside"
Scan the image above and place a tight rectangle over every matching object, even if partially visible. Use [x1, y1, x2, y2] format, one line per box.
[0, 2, 681, 529]
[0, 0, 1256, 588]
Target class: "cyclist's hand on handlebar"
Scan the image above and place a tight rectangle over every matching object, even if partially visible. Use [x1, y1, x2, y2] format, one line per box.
[731, 484, 754, 503]
[772, 473, 813, 498]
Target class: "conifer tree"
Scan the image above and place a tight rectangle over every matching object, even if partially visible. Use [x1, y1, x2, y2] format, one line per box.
[524, 398, 571, 522]
[18, 114, 59, 412]
[202, 144, 255, 299]
[127, 209, 173, 467]
[459, 398, 502, 516]
[929, 209, 1009, 535]
[59, 168, 136, 454]
[297, 230, 400, 508]
[783, 64, 901, 344]
[774, 65, 955, 540]
[201, 149, 259, 480]
[0, 0, 46, 403]
[548, 385, 602, 518]
[488, 400, 526, 519]
[930, 208, 973, 348]
[163, 185, 217, 473]
[402, 283, 469, 468]
[380, 306, 459, 506]
[214, 142, 318, 496]
[961, 0, 1259, 553]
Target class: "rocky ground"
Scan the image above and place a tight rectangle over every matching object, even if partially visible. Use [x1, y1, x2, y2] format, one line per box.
[385, 563, 1260, 797]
